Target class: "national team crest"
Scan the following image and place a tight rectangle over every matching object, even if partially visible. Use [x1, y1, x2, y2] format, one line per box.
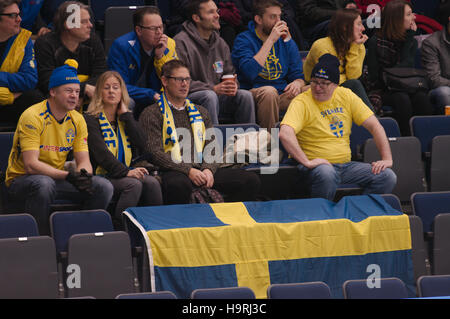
[329, 116, 344, 138]
[66, 128, 75, 144]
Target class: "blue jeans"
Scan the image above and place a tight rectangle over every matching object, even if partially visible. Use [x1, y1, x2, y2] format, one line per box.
[7, 175, 114, 235]
[188, 89, 256, 125]
[429, 86, 450, 114]
[297, 162, 397, 201]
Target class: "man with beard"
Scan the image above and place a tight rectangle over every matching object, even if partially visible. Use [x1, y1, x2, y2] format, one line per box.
[174, 0, 255, 125]
[231, 0, 306, 129]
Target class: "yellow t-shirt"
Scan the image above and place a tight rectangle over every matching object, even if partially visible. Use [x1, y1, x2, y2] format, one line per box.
[303, 37, 366, 84]
[281, 87, 373, 164]
[5, 100, 89, 186]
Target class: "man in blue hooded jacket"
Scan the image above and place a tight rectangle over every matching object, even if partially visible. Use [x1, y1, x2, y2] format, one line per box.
[231, 0, 305, 129]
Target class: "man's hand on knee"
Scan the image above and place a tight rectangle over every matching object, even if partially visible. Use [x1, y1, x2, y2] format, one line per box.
[66, 168, 94, 195]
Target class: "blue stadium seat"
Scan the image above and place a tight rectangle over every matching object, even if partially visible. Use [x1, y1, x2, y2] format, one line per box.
[0, 214, 39, 238]
[417, 275, 450, 297]
[267, 282, 332, 299]
[410, 115, 450, 156]
[191, 287, 256, 299]
[343, 277, 408, 299]
[380, 194, 402, 211]
[50, 209, 114, 257]
[411, 191, 450, 235]
[350, 117, 401, 161]
[116, 291, 177, 299]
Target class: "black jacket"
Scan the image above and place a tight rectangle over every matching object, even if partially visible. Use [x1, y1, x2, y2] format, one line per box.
[84, 111, 147, 178]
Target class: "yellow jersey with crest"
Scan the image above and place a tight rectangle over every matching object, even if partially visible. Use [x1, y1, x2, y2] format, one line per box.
[5, 100, 89, 186]
[281, 87, 373, 164]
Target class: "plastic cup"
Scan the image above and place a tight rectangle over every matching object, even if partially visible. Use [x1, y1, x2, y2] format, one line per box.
[222, 75, 236, 83]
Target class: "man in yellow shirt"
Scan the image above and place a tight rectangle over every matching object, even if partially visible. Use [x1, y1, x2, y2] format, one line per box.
[5, 61, 113, 235]
[280, 54, 396, 200]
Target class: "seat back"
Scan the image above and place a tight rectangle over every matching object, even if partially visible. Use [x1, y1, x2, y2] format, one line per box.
[103, 5, 145, 54]
[364, 136, 425, 202]
[410, 115, 450, 155]
[0, 214, 39, 238]
[116, 291, 177, 299]
[430, 135, 450, 191]
[191, 287, 256, 299]
[411, 191, 450, 234]
[433, 213, 450, 275]
[50, 209, 114, 255]
[380, 194, 402, 211]
[409, 215, 428, 280]
[417, 275, 450, 297]
[0, 236, 58, 298]
[343, 277, 408, 299]
[90, 0, 145, 25]
[66, 231, 135, 299]
[350, 117, 400, 160]
[267, 282, 332, 299]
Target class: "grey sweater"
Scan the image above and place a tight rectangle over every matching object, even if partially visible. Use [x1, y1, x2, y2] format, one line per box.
[174, 21, 236, 93]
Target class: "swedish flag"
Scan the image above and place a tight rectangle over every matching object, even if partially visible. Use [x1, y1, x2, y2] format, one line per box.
[124, 195, 414, 298]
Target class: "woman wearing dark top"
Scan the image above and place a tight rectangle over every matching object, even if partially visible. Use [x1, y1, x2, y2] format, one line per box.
[84, 71, 163, 224]
[366, 0, 433, 135]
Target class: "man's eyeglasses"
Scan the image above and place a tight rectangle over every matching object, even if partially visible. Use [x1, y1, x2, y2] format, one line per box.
[167, 76, 192, 84]
[138, 25, 163, 32]
[310, 80, 333, 89]
[0, 12, 20, 19]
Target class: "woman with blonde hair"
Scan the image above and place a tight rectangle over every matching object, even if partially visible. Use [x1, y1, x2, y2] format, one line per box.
[366, 0, 433, 135]
[85, 71, 162, 227]
[303, 8, 373, 109]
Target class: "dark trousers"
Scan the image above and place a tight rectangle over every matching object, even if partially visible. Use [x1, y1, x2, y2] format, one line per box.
[382, 90, 433, 136]
[161, 168, 261, 205]
[0, 90, 44, 126]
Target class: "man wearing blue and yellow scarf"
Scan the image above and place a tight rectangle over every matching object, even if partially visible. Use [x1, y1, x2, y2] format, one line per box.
[139, 59, 261, 204]
[0, 0, 43, 124]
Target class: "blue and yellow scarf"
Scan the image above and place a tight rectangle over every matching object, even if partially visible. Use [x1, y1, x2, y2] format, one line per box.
[96, 111, 132, 175]
[158, 93, 205, 163]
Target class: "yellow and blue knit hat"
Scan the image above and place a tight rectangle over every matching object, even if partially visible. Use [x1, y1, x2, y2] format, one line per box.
[48, 59, 80, 89]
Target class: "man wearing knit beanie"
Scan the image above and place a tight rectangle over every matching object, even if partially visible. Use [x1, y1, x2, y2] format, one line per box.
[5, 60, 114, 235]
[279, 53, 397, 201]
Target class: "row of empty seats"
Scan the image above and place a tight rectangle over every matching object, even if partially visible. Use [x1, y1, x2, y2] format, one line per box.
[113, 275, 450, 299]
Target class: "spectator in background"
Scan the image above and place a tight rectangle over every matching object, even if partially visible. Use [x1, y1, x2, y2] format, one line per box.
[139, 59, 261, 205]
[421, 13, 450, 114]
[84, 71, 163, 228]
[0, 0, 43, 125]
[279, 54, 396, 201]
[19, 0, 50, 36]
[303, 9, 373, 110]
[366, 0, 433, 135]
[174, 0, 255, 125]
[108, 6, 177, 119]
[231, 0, 306, 129]
[296, 0, 358, 44]
[5, 61, 113, 235]
[34, 1, 107, 111]
[235, 0, 309, 50]
[165, 0, 245, 49]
